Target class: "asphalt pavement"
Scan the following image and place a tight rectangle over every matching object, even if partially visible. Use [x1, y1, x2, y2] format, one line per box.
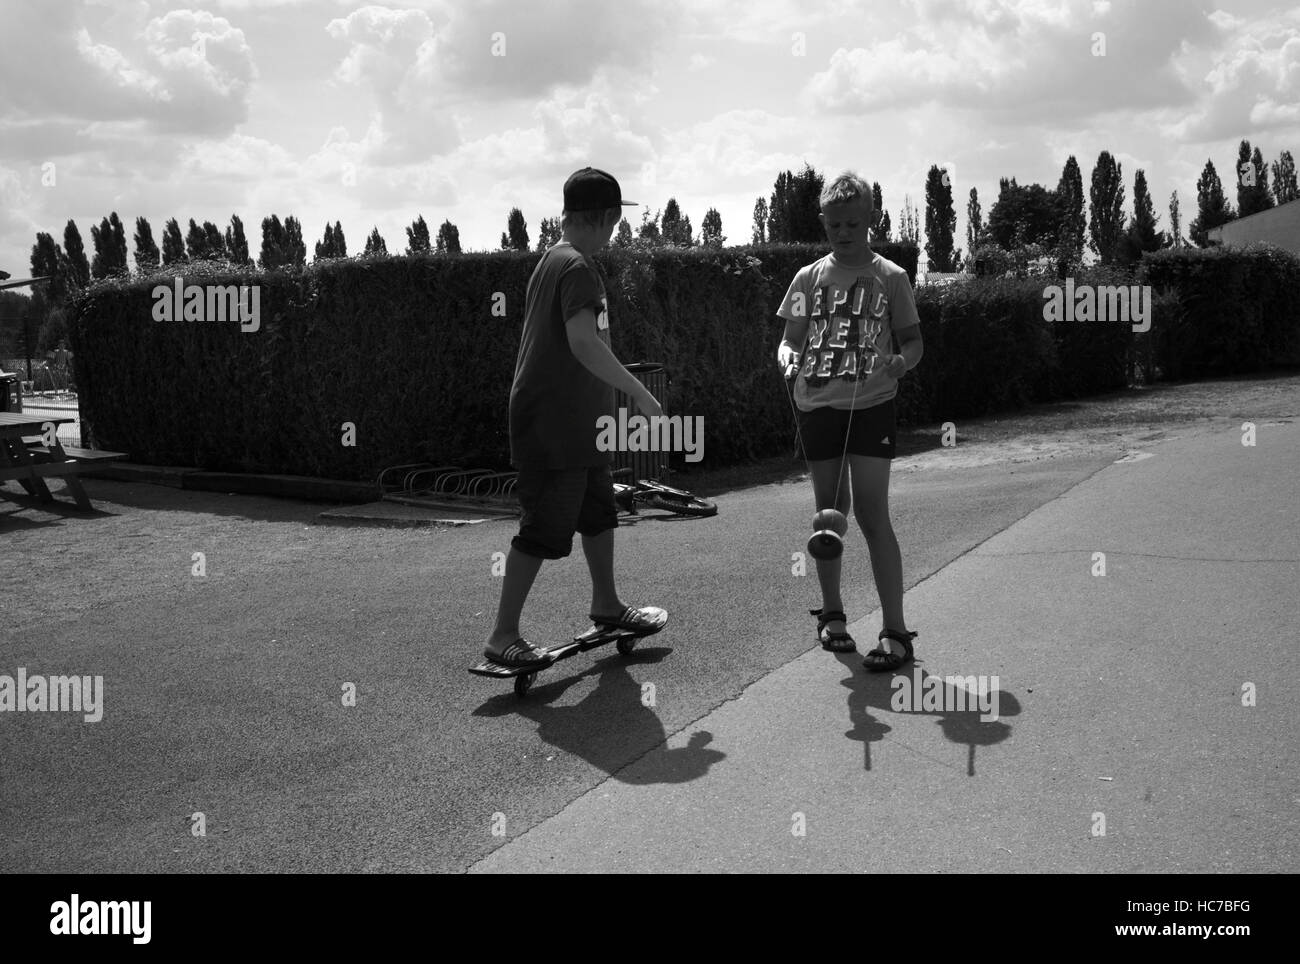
[473, 419, 1300, 872]
[2, 390, 1296, 873]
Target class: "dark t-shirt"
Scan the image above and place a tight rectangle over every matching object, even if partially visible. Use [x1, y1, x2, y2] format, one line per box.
[509, 243, 614, 468]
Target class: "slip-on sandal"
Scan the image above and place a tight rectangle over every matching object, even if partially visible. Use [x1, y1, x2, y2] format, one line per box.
[484, 638, 553, 668]
[588, 605, 665, 636]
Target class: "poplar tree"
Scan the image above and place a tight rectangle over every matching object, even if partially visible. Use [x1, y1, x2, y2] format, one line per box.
[1088, 151, 1126, 264]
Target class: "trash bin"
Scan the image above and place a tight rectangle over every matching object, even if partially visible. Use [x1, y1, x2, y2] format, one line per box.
[611, 361, 669, 482]
[0, 371, 20, 413]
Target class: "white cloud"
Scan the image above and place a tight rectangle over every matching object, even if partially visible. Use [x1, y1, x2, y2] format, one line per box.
[434, 0, 680, 94]
[533, 87, 655, 170]
[805, 0, 1205, 124]
[1166, 13, 1300, 142]
[0, 4, 256, 139]
[2, 0, 1298, 269]
[324, 0, 680, 134]
[177, 133, 299, 182]
[1207, 10, 1244, 31]
[643, 109, 810, 196]
[805, 41, 969, 109]
[0, 164, 40, 246]
[76, 28, 168, 102]
[680, 0, 864, 45]
[324, 5, 460, 160]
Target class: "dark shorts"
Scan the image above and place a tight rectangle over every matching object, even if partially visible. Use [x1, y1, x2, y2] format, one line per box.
[511, 464, 619, 560]
[797, 397, 897, 461]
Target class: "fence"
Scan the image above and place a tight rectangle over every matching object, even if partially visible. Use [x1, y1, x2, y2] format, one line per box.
[15, 396, 82, 448]
[1, 358, 75, 393]
[611, 362, 670, 483]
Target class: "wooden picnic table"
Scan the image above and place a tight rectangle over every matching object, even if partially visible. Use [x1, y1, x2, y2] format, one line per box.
[0, 411, 95, 511]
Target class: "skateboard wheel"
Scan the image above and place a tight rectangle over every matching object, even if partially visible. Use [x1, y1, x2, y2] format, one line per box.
[616, 636, 637, 656]
[514, 673, 535, 698]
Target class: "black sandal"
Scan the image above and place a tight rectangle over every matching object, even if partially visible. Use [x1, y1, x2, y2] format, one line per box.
[484, 638, 554, 668]
[810, 608, 856, 653]
[863, 628, 917, 672]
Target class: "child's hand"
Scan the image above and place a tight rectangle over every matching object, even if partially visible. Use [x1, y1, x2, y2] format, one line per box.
[634, 390, 663, 420]
[777, 343, 801, 379]
[882, 354, 907, 379]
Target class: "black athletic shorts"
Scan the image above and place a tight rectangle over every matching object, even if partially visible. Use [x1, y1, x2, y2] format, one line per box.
[797, 397, 897, 461]
[511, 464, 619, 560]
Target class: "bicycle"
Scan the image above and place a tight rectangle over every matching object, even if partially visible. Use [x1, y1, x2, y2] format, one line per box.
[611, 467, 717, 517]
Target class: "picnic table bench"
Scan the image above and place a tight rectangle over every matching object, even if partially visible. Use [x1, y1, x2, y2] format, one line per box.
[0, 411, 126, 512]
[24, 444, 129, 463]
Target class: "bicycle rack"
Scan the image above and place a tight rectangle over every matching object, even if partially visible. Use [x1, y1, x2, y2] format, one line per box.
[405, 465, 460, 495]
[376, 460, 520, 509]
[378, 462, 435, 493]
[467, 472, 517, 497]
[433, 468, 495, 495]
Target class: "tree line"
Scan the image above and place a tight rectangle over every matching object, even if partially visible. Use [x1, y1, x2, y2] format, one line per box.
[961, 140, 1296, 273]
[25, 138, 1299, 290]
[12, 138, 1296, 355]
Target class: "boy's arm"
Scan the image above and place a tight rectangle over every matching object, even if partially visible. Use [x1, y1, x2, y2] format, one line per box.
[565, 310, 662, 417]
[883, 270, 923, 377]
[775, 268, 809, 374]
[778, 315, 809, 373]
[893, 324, 923, 371]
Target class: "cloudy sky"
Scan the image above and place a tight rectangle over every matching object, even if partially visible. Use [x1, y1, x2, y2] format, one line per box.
[1, 0, 1297, 277]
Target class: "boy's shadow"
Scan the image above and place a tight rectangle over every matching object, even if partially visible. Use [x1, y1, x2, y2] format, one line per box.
[834, 653, 1022, 775]
[473, 647, 725, 784]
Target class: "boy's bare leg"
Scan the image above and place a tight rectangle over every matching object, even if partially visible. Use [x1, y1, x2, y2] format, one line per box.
[849, 454, 909, 655]
[486, 546, 545, 653]
[581, 527, 625, 620]
[809, 457, 852, 635]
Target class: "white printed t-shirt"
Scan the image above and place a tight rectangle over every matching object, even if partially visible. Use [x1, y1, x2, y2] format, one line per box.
[777, 250, 920, 411]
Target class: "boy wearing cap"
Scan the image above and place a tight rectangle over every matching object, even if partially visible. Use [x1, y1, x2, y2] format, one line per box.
[483, 168, 667, 667]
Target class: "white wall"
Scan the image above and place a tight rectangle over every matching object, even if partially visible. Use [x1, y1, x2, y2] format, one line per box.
[1209, 199, 1300, 256]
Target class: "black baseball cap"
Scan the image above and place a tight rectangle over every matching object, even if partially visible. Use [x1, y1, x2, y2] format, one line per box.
[563, 167, 637, 212]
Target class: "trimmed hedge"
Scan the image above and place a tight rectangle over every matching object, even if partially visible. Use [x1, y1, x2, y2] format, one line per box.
[1139, 244, 1300, 379]
[65, 240, 1296, 480]
[66, 244, 917, 476]
[71, 255, 526, 476]
[897, 268, 1132, 424]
